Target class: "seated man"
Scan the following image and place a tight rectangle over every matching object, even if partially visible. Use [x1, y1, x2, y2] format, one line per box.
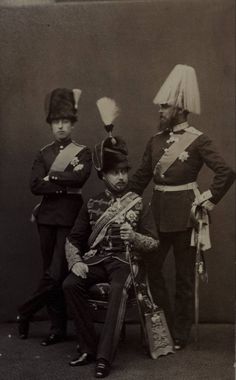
[63, 135, 159, 378]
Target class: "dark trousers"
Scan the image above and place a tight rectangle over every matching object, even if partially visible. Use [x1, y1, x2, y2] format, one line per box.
[18, 224, 70, 335]
[63, 259, 132, 363]
[147, 229, 195, 343]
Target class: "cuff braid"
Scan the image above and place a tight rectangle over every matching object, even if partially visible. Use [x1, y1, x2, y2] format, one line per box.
[65, 238, 82, 270]
[133, 232, 159, 253]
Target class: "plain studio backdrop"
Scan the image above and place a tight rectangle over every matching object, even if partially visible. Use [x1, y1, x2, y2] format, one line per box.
[0, 0, 235, 324]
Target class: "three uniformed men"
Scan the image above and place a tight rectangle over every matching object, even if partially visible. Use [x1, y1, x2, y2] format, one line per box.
[17, 64, 235, 375]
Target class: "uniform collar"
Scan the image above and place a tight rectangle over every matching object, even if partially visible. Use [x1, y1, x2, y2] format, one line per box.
[104, 188, 128, 200]
[172, 121, 189, 133]
[54, 138, 72, 148]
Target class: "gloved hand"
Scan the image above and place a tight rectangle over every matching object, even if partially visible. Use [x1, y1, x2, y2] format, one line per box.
[72, 262, 89, 279]
[120, 222, 135, 242]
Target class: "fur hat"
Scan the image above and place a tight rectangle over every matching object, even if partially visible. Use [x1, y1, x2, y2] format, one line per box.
[46, 88, 80, 124]
[153, 64, 201, 114]
[93, 136, 130, 175]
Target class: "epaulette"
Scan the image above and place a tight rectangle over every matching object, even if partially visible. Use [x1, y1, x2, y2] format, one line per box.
[72, 141, 86, 149]
[40, 141, 54, 152]
[186, 126, 203, 136]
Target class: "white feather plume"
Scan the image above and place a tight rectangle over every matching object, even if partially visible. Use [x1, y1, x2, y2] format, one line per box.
[72, 88, 82, 109]
[153, 65, 201, 115]
[96, 97, 120, 125]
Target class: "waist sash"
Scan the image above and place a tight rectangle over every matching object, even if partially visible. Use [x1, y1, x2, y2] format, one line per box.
[154, 182, 198, 192]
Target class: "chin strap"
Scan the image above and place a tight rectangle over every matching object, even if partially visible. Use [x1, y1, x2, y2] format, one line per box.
[103, 176, 116, 192]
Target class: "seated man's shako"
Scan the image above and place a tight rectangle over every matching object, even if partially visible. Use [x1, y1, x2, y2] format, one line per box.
[93, 135, 130, 176]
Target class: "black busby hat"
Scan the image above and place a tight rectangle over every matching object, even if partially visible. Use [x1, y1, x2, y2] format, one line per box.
[46, 88, 82, 124]
[93, 136, 130, 174]
[93, 97, 130, 175]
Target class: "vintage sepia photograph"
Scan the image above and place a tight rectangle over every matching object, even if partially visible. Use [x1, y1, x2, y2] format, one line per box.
[0, 1, 235, 379]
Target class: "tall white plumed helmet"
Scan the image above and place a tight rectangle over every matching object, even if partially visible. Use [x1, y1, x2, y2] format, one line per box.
[153, 64, 201, 115]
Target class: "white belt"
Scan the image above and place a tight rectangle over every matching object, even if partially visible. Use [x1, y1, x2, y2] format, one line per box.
[154, 182, 198, 192]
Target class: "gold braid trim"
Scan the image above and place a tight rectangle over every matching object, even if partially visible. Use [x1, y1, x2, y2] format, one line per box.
[65, 238, 82, 270]
[133, 232, 159, 253]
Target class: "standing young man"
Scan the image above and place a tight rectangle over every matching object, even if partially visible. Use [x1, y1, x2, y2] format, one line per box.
[129, 65, 235, 350]
[17, 88, 92, 346]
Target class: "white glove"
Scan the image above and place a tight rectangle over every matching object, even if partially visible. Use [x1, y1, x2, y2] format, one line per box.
[201, 200, 215, 211]
[71, 262, 89, 279]
[120, 222, 135, 242]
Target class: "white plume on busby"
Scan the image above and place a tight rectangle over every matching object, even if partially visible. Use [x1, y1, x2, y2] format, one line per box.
[96, 97, 120, 126]
[153, 64, 201, 115]
[93, 97, 129, 174]
[72, 88, 82, 109]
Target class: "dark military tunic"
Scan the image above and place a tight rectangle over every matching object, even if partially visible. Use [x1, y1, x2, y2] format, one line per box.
[19, 138, 92, 336]
[31, 138, 92, 226]
[129, 122, 235, 344]
[66, 189, 157, 265]
[129, 124, 235, 232]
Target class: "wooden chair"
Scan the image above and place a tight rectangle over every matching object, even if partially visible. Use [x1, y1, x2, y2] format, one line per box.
[87, 282, 142, 341]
